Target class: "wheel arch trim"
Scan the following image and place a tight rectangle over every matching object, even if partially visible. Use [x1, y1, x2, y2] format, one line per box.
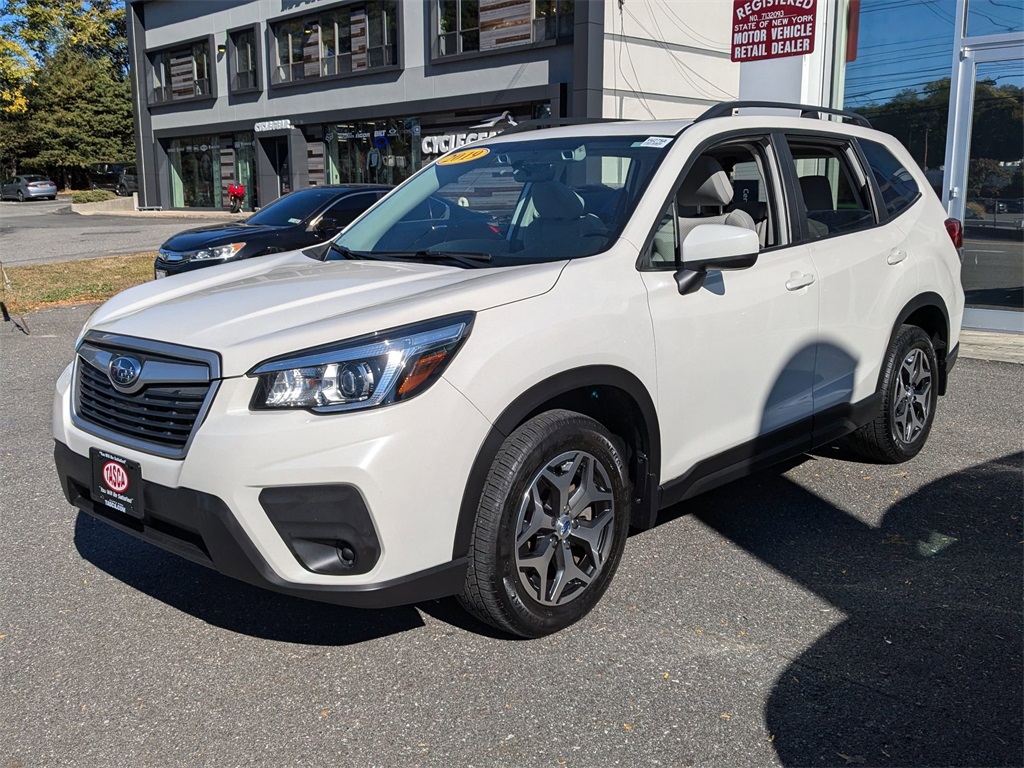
[883, 292, 952, 394]
[452, 365, 661, 559]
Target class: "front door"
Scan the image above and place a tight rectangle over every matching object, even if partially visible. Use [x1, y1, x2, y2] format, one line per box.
[642, 134, 819, 490]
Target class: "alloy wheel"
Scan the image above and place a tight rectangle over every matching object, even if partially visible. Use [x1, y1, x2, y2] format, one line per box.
[891, 347, 932, 445]
[514, 450, 616, 606]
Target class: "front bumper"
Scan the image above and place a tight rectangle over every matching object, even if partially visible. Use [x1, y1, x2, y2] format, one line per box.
[53, 361, 492, 607]
[55, 442, 466, 607]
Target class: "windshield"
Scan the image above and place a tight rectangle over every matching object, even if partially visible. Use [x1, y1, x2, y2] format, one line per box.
[330, 134, 673, 267]
[246, 188, 342, 227]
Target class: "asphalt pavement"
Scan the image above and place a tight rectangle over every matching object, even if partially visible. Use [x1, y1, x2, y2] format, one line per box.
[0, 199, 232, 266]
[1, 304, 1021, 767]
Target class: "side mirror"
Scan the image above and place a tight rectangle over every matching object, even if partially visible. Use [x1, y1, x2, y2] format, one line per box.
[674, 224, 759, 295]
[316, 215, 341, 234]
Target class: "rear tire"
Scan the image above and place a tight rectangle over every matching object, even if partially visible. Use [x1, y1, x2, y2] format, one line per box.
[845, 325, 938, 463]
[459, 409, 630, 637]
[16, 191, 24, 202]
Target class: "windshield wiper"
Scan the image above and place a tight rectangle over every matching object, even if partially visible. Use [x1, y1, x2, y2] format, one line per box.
[371, 249, 493, 269]
[324, 242, 375, 261]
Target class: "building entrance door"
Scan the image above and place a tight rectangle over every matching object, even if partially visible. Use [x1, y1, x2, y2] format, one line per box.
[269, 137, 291, 198]
[942, 2, 1024, 331]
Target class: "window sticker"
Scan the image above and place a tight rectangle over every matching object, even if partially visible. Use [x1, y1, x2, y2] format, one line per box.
[288, 217, 302, 224]
[639, 136, 672, 148]
[437, 148, 490, 165]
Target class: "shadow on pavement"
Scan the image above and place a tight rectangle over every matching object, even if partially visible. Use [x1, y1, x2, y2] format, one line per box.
[74, 512, 426, 645]
[688, 452, 1023, 767]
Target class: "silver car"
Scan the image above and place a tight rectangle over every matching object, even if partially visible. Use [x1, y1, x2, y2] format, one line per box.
[0, 175, 58, 201]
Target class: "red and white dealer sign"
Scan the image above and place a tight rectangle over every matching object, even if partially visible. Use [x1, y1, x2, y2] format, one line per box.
[731, 0, 817, 63]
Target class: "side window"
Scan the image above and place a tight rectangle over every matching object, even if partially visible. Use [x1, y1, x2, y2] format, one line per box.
[785, 138, 875, 240]
[321, 192, 379, 228]
[859, 138, 920, 219]
[643, 138, 781, 268]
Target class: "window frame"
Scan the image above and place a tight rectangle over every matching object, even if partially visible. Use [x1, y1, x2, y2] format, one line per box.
[431, 0, 574, 62]
[268, 1, 402, 89]
[637, 131, 792, 273]
[776, 131, 883, 245]
[146, 35, 217, 106]
[227, 24, 262, 95]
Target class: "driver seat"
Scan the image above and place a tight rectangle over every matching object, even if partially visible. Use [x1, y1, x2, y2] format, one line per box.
[523, 181, 604, 254]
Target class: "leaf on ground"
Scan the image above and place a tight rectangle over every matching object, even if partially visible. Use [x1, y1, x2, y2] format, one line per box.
[836, 753, 866, 764]
[720, 713, 731, 720]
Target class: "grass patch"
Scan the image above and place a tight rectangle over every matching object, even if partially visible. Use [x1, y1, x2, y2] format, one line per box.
[1, 253, 155, 312]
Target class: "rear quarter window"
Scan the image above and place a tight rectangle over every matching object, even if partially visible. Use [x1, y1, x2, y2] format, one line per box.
[859, 139, 920, 219]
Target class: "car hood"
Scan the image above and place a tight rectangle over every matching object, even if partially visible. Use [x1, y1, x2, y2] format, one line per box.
[161, 222, 281, 251]
[85, 251, 565, 376]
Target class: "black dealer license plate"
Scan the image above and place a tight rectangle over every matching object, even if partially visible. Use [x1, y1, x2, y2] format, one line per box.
[91, 448, 144, 519]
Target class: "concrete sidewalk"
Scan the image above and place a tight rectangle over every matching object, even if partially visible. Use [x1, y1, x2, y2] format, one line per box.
[959, 329, 1024, 364]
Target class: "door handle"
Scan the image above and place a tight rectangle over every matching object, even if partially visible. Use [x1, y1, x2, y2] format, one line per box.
[887, 248, 907, 265]
[785, 272, 816, 291]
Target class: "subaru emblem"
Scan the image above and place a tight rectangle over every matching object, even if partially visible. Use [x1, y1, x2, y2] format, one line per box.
[109, 355, 142, 387]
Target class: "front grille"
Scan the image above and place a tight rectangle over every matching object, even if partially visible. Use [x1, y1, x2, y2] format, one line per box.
[72, 333, 222, 459]
[77, 362, 208, 450]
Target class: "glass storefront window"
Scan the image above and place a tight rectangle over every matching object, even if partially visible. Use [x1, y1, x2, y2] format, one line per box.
[326, 119, 420, 186]
[272, 3, 397, 84]
[961, 59, 1024, 312]
[168, 136, 220, 208]
[230, 28, 258, 91]
[843, 0, 957, 196]
[967, 0, 1024, 36]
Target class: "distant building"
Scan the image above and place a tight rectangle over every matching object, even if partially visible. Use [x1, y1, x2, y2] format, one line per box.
[126, 0, 739, 211]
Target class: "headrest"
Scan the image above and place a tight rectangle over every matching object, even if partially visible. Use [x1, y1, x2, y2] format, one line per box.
[532, 181, 584, 219]
[678, 156, 733, 207]
[799, 175, 834, 211]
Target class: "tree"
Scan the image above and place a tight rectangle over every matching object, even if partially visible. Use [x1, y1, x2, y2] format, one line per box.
[22, 47, 133, 188]
[0, 0, 128, 78]
[0, 0, 132, 179]
[0, 38, 36, 176]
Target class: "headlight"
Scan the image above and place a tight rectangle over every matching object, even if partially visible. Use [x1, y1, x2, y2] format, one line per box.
[187, 243, 246, 261]
[248, 313, 474, 413]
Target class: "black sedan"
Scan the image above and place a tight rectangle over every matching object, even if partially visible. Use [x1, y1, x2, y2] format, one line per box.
[154, 185, 390, 278]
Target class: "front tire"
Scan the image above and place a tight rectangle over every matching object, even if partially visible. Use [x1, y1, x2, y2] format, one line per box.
[846, 324, 938, 463]
[460, 410, 630, 637]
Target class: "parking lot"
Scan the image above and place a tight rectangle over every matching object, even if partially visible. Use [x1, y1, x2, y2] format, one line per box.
[0, 199, 233, 266]
[1, 304, 1021, 767]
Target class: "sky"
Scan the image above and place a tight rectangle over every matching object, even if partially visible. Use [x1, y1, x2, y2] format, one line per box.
[843, 0, 1024, 108]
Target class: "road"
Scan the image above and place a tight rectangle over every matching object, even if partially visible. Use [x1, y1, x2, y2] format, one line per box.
[1, 304, 1021, 767]
[0, 199, 230, 266]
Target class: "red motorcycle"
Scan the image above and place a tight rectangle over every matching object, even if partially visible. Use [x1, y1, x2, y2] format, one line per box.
[227, 182, 245, 213]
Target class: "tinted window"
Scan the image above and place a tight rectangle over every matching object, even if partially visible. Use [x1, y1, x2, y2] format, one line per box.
[246, 189, 345, 226]
[22, 175, 46, 182]
[859, 139, 920, 219]
[321, 192, 380, 227]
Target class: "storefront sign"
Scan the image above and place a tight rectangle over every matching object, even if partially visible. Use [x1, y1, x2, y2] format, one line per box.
[255, 118, 293, 133]
[421, 130, 500, 156]
[731, 0, 817, 63]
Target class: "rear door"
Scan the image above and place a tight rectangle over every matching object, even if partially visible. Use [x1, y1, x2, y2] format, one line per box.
[778, 133, 917, 439]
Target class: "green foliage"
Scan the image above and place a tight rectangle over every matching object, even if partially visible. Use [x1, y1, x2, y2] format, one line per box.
[71, 189, 116, 204]
[0, 0, 128, 78]
[0, 0, 132, 177]
[22, 47, 134, 185]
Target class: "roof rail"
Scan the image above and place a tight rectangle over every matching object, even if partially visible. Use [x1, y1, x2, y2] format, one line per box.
[695, 101, 872, 129]
[498, 117, 632, 135]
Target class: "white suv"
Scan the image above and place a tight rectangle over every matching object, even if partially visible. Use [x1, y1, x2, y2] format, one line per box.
[54, 103, 964, 637]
